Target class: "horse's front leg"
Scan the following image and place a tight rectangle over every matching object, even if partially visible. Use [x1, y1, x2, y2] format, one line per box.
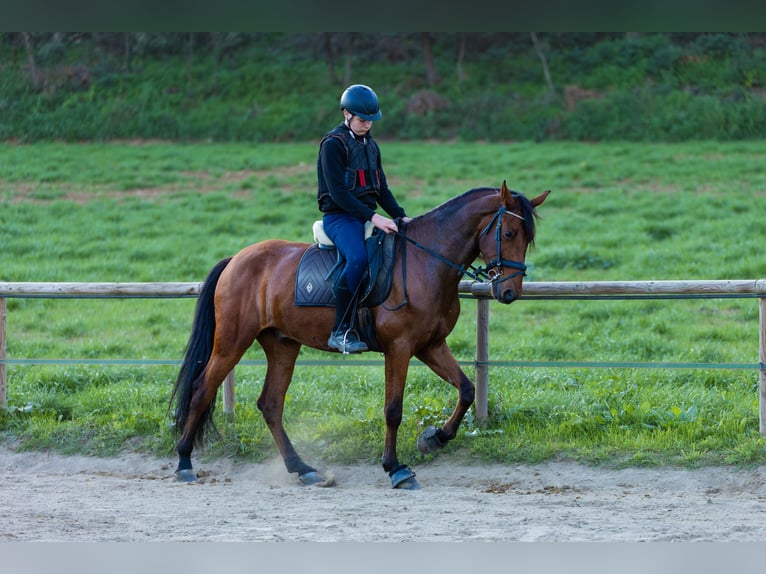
[381, 350, 420, 490]
[415, 340, 475, 454]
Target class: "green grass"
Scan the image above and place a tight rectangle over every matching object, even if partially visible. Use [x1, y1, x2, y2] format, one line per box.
[1, 140, 765, 469]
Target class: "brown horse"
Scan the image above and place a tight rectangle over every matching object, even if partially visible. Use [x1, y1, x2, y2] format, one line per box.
[171, 181, 549, 489]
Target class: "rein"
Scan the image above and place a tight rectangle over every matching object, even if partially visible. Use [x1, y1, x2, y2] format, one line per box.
[384, 206, 527, 310]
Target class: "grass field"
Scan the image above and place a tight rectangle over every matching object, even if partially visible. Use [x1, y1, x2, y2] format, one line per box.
[1, 140, 765, 468]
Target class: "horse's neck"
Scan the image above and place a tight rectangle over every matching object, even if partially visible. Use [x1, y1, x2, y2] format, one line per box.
[406, 211, 483, 282]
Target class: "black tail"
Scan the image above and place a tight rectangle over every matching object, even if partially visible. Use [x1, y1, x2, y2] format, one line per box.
[170, 257, 232, 445]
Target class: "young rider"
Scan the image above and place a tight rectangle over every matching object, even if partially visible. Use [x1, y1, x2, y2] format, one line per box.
[316, 84, 411, 353]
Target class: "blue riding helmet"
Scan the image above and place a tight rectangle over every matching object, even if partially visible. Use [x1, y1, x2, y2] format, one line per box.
[340, 84, 382, 121]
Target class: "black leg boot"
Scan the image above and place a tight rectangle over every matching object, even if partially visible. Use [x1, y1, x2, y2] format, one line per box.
[328, 278, 368, 354]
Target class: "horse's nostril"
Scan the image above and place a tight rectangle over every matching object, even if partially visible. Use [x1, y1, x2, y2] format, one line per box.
[502, 289, 516, 303]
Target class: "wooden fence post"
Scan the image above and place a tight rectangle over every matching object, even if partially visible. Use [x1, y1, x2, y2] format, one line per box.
[760, 297, 766, 436]
[1, 298, 6, 408]
[223, 370, 235, 417]
[475, 298, 489, 419]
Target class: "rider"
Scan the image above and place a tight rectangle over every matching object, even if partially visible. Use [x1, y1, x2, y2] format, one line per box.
[317, 84, 411, 354]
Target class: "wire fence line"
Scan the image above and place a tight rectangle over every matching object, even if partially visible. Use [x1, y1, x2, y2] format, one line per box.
[1, 279, 765, 432]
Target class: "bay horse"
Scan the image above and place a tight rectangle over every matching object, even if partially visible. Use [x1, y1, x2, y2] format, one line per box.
[171, 181, 549, 489]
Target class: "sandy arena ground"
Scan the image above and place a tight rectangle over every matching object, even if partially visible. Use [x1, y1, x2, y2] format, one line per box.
[3, 445, 766, 543]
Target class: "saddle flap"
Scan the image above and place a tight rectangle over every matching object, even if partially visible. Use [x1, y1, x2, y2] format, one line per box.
[295, 229, 398, 309]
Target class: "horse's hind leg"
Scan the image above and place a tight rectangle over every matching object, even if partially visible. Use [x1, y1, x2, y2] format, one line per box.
[256, 331, 327, 486]
[176, 351, 243, 481]
[415, 340, 475, 454]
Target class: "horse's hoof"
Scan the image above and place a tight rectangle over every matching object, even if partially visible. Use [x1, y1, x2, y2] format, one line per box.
[390, 465, 420, 490]
[395, 475, 421, 490]
[175, 469, 198, 483]
[417, 425, 446, 454]
[299, 471, 336, 487]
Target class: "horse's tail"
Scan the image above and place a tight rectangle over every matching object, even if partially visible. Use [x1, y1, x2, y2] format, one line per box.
[170, 256, 233, 445]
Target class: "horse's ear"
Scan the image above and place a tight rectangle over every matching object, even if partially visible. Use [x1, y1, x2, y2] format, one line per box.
[531, 190, 551, 207]
[500, 180, 512, 204]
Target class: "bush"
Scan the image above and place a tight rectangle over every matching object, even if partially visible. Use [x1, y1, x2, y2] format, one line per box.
[3, 33, 766, 143]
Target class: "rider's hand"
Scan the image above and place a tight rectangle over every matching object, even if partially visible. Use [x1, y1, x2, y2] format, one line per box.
[371, 213, 399, 233]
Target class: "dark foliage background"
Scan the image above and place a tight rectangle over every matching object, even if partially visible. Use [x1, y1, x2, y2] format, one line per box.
[2, 32, 764, 142]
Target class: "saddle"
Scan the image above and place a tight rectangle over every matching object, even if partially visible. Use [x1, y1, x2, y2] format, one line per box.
[294, 221, 398, 309]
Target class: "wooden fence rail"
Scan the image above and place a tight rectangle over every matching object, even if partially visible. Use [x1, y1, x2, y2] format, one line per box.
[1, 280, 765, 434]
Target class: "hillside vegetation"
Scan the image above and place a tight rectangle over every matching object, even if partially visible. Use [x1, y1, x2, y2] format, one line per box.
[1, 32, 765, 142]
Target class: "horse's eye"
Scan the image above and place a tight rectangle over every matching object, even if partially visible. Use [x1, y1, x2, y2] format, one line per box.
[503, 230, 514, 240]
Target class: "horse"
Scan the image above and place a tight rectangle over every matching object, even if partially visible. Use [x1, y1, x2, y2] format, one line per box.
[170, 181, 550, 489]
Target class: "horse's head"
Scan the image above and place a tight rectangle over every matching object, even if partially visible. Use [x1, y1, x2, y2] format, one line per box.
[477, 180, 550, 304]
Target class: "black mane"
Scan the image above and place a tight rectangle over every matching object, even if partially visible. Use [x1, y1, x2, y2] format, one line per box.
[511, 190, 540, 244]
[423, 186, 539, 243]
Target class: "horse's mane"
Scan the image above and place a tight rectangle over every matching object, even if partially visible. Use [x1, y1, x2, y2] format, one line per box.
[512, 189, 540, 244]
[418, 186, 540, 243]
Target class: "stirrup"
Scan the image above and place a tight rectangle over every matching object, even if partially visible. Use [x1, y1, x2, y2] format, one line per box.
[328, 329, 368, 354]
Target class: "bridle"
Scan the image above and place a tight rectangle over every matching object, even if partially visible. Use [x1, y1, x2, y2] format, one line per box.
[386, 204, 528, 309]
[477, 205, 528, 285]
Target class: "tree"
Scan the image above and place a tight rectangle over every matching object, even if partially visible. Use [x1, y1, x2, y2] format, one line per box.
[21, 32, 42, 91]
[322, 33, 339, 84]
[530, 32, 555, 94]
[421, 32, 441, 87]
[343, 33, 357, 86]
[456, 33, 467, 83]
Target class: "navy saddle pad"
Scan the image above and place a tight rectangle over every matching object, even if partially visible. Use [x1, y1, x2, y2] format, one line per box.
[294, 230, 397, 308]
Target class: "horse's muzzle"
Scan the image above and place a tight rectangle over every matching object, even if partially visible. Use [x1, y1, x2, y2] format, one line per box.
[498, 288, 518, 304]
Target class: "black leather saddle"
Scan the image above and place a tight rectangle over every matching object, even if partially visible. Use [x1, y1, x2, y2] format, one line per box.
[294, 227, 398, 309]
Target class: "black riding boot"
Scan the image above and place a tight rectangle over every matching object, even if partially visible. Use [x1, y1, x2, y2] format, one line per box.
[328, 278, 368, 354]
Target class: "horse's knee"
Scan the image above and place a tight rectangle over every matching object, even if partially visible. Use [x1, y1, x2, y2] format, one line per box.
[257, 398, 278, 426]
[384, 397, 403, 427]
[459, 375, 475, 407]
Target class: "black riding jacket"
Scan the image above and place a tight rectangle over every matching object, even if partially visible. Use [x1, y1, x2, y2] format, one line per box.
[317, 124, 407, 222]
